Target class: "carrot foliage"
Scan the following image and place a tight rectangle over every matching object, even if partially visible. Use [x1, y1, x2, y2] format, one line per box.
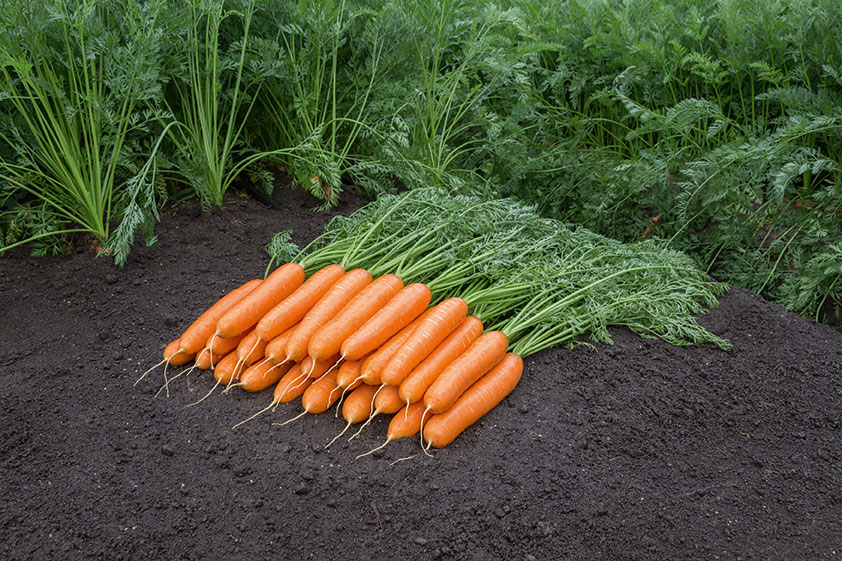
[267, 188, 731, 353]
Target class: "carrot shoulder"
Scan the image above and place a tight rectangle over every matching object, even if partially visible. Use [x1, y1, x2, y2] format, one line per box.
[424, 353, 523, 448]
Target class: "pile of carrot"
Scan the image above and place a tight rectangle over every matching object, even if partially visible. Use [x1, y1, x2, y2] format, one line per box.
[143, 262, 524, 453]
[140, 188, 730, 455]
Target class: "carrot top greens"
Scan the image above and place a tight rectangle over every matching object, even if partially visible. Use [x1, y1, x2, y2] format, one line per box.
[267, 188, 730, 352]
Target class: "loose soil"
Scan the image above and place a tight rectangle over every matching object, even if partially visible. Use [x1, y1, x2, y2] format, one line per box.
[2, 187, 841, 561]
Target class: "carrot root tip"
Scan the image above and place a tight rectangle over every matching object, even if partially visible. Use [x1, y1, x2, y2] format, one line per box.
[135, 357, 168, 387]
[232, 400, 277, 430]
[275, 409, 308, 427]
[355, 438, 391, 460]
[325, 421, 352, 449]
[185, 380, 220, 408]
[389, 454, 418, 466]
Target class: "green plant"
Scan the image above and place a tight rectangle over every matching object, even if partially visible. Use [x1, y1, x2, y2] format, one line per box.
[0, 0, 168, 263]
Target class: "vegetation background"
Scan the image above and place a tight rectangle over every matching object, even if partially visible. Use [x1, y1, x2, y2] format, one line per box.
[1, 0, 840, 323]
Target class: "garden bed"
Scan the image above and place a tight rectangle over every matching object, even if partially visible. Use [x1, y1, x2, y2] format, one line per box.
[2, 188, 840, 560]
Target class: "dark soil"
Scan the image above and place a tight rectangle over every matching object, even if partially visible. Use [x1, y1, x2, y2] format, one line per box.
[2, 186, 841, 561]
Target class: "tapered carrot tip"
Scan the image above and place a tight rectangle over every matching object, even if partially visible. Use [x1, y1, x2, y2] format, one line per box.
[355, 438, 391, 460]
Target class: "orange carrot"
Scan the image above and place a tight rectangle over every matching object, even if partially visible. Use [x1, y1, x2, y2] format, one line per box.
[326, 383, 378, 447]
[231, 364, 311, 429]
[163, 339, 194, 367]
[263, 323, 300, 364]
[275, 364, 312, 403]
[359, 307, 435, 385]
[285, 269, 372, 362]
[236, 359, 294, 393]
[341, 283, 431, 361]
[373, 384, 404, 415]
[423, 330, 508, 414]
[424, 353, 523, 448]
[301, 353, 342, 379]
[300, 370, 341, 414]
[308, 274, 404, 362]
[348, 384, 405, 441]
[275, 370, 342, 428]
[207, 331, 248, 356]
[213, 352, 247, 385]
[235, 331, 270, 367]
[336, 357, 367, 390]
[356, 402, 429, 459]
[255, 264, 345, 342]
[215, 263, 304, 338]
[195, 347, 225, 370]
[398, 316, 483, 405]
[179, 279, 262, 354]
[381, 297, 467, 386]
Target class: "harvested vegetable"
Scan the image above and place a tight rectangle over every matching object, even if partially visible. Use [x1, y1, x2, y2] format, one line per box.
[255, 264, 345, 342]
[423, 353, 523, 449]
[285, 268, 373, 362]
[215, 263, 304, 338]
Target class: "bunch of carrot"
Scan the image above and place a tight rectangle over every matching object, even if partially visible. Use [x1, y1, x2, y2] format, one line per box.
[141, 188, 731, 454]
[144, 261, 524, 452]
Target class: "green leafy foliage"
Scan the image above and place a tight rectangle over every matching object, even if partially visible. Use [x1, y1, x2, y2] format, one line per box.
[1, 0, 839, 324]
[0, 0, 168, 264]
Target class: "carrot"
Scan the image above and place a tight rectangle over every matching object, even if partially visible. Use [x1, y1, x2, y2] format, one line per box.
[349, 384, 407, 441]
[255, 264, 345, 342]
[348, 383, 402, 440]
[215, 263, 305, 338]
[163, 339, 194, 367]
[423, 330, 509, 414]
[231, 363, 311, 429]
[301, 353, 342, 379]
[330, 356, 367, 414]
[300, 370, 341, 414]
[423, 353, 523, 448]
[373, 384, 405, 415]
[285, 269, 372, 362]
[335, 357, 367, 390]
[263, 323, 300, 364]
[275, 370, 342, 428]
[341, 283, 431, 361]
[356, 402, 429, 459]
[234, 359, 294, 393]
[381, 297, 467, 386]
[326, 383, 378, 448]
[207, 331, 248, 356]
[275, 364, 312, 403]
[235, 331, 269, 367]
[179, 279, 262, 354]
[195, 347, 225, 370]
[398, 316, 483, 405]
[136, 337, 195, 389]
[359, 307, 435, 385]
[212, 352, 247, 385]
[308, 274, 404, 362]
